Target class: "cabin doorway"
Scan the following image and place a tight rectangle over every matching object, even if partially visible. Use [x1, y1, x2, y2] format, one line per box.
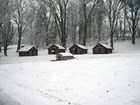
[33, 51, 37, 55]
[74, 48, 77, 54]
[29, 51, 32, 56]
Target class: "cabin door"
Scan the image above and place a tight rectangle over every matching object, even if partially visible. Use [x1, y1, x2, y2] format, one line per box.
[75, 48, 77, 54]
[29, 51, 32, 56]
[33, 51, 37, 55]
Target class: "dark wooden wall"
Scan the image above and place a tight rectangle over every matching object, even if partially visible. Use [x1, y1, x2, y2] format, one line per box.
[93, 44, 112, 54]
[69, 45, 88, 54]
[48, 45, 65, 54]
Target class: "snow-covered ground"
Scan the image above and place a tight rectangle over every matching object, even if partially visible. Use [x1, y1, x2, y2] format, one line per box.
[0, 39, 140, 105]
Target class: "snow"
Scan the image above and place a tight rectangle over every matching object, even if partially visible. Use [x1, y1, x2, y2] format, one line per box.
[0, 39, 140, 105]
[49, 44, 65, 49]
[98, 43, 112, 49]
[58, 53, 73, 56]
[55, 44, 65, 49]
[76, 44, 87, 49]
[18, 46, 36, 52]
[0, 90, 20, 105]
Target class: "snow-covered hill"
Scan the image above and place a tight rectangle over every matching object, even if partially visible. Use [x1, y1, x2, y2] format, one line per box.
[0, 39, 140, 105]
[114, 39, 140, 54]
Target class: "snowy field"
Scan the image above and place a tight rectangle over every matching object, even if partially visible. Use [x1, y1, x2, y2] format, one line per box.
[0, 39, 140, 105]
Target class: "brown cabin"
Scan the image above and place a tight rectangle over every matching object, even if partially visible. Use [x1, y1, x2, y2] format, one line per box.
[48, 44, 65, 54]
[93, 43, 112, 54]
[69, 44, 88, 54]
[19, 46, 38, 56]
[56, 53, 75, 61]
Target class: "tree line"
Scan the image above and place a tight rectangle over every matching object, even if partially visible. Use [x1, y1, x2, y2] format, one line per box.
[0, 0, 140, 56]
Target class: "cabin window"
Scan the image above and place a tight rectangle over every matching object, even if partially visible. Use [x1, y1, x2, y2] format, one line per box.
[51, 50, 55, 52]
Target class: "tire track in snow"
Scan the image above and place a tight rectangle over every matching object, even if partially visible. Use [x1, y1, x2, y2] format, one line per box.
[0, 90, 20, 105]
[37, 89, 81, 105]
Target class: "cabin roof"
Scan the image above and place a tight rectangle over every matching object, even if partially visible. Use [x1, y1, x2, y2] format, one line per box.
[19, 46, 37, 52]
[49, 44, 65, 49]
[59, 53, 73, 56]
[75, 44, 87, 49]
[100, 43, 112, 49]
[93, 43, 112, 49]
[54, 44, 65, 49]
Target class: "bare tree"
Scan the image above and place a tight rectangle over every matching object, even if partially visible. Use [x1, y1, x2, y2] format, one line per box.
[125, 0, 140, 44]
[135, 0, 140, 7]
[0, 0, 10, 51]
[1, 15, 15, 56]
[0, 0, 15, 56]
[79, 0, 99, 46]
[122, 4, 127, 40]
[12, 0, 31, 52]
[105, 0, 124, 49]
[42, 0, 70, 48]
[39, 2, 51, 46]
[96, 0, 105, 42]
[33, 0, 52, 47]
[67, 0, 79, 44]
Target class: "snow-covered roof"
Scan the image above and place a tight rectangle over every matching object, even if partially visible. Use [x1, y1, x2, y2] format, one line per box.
[19, 46, 37, 52]
[76, 44, 87, 49]
[54, 44, 65, 49]
[48, 44, 65, 49]
[93, 43, 112, 49]
[59, 53, 73, 56]
[100, 43, 112, 49]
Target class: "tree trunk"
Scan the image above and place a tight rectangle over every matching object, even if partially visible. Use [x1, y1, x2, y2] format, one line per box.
[60, 21, 66, 47]
[78, 21, 83, 44]
[83, 22, 87, 46]
[44, 28, 49, 46]
[16, 27, 22, 52]
[132, 26, 136, 44]
[97, 12, 103, 42]
[72, 22, 76, 45]
[123, 6, 127, 40]
[119, 20, 122, 39]
[131, 14, 136, 44]
[98, 29, 101, 42]
[83, 4, 87, 46]
[138, 28, 140, 37]
[62, 36, 66, 48]
[4, 45, 7, 56]
[45, 38, 49, 46]
[110, 29, 114, 49]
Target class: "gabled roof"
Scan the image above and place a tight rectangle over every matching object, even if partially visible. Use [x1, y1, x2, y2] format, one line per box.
[72, 44, 87, 49]
[93, 43, 112, 49]
[58, 53, 73, 56]
[54, 44, 65, 49]
[49, 44, 65, 49]
[100, 43, 112, 49]
[19, 46, 37, 52]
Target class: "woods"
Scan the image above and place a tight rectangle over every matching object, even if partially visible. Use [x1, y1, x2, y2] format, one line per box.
[0, 0, 140, 56]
